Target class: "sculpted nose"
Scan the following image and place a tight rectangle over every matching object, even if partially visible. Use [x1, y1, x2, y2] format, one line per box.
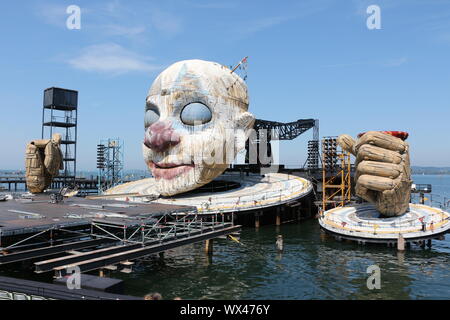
[144, 120, 180, 152]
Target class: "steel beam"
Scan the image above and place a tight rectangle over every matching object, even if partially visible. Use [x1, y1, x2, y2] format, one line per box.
[0, 275, 139, 300]
[34, 242, 142, 273]
[254, 119, 316, 140]
[54, 225, 241, 276]
[36, 223, 229, 273]
[0, 238, 113, 265]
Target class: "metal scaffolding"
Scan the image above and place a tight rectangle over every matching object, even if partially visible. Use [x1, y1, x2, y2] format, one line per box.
[97, 139, 124, 193]
[89, 211, 232, 246]
[1, 210, 239, 276]
[321, 137, 351, 212]
[41, 87, 78, 187]
[245, 118, 318, 167]
[305, 120, 320, 170]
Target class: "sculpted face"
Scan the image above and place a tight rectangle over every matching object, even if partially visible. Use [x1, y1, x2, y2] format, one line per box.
[143, 59, 255, 196]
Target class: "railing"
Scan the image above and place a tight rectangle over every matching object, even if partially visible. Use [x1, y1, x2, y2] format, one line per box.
[320, 204, 449, 235]
[89, 211, 232, 245]
[49, 115, 76, 125]
[411, 193, 450, 210]
[194, 176, 312, 214]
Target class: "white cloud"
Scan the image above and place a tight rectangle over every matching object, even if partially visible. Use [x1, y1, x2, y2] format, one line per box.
[68, 43, 160, 74]
[234, 1, 333, 38]
[321, 57, 408, 68]
[243, 16, 294, 35]
[321, 61, 368, 68]
[35, 3, 68, 27]
[102, 24, 146, 37]
[352, 0, 399, 17]
[382, 57, 408, 67]
[186, 1, 237, 9]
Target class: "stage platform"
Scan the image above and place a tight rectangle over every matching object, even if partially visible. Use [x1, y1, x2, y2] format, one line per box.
[319, 203, 450, 244]
[105, 172, 313, 214]
[0, 193, 196, 237]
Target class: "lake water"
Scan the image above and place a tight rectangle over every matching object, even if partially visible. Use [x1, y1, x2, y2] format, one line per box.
[112, 175, 450, 299]
[1, 175, 449, 299]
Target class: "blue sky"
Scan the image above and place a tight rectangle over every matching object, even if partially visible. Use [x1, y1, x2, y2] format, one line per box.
[0, 0, 449, 170]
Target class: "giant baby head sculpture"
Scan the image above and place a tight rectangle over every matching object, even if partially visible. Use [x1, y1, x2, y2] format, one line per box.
[143, 59, 255, 196]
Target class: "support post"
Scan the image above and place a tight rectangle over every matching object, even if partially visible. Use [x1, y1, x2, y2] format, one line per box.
[255, 212, 261, 229]
[276, 207, 281, 226]
[397, 234, 405, 251]
[205, 239, 213, 255]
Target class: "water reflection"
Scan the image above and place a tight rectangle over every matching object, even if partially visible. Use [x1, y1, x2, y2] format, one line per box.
[0, 211, 448, 299]
[111, 220, 449, 299]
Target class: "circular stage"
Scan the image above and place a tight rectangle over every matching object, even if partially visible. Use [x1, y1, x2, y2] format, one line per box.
[105, 172, 313, 214]
[319, 203, 450, 243]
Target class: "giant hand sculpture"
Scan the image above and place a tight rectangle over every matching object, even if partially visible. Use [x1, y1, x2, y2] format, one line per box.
[25, 133, 64, 193]
[337, 131, 412, 217]
[143, 59, 255, 196]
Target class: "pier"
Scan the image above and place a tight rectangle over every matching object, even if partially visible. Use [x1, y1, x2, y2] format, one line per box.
[0, 176, 106, 193]
[0, 194, 240, 279]
[319, 203, 450, 246]
[0, 276, 140, 300]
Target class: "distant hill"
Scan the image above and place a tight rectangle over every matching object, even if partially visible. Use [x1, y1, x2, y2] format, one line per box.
[411, 166, 450, 175]
[0, 169, 152, 180]
[3, 167, 450, 176]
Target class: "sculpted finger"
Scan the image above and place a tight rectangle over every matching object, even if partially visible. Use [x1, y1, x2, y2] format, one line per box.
[25, 142, 46, 193]
[357, 174, 396, 192]
[357, 160, 402, 179]
[355, 131, 406, 153]
[31, 139, 50, 148]
[337, 134, 356, 155]
[377, 180, 411, 216]
[357, 144, 402, 164]
[44, 142, 63, 177]
[355, 184, 378, 203]
[51, 133, 62, 145]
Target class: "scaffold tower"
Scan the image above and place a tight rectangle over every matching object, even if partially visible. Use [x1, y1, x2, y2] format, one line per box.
[305, 120, 320, 170]
[321, 136, 351, 212]
[97, 138, 124, 193]
[41, 87, 78, 187]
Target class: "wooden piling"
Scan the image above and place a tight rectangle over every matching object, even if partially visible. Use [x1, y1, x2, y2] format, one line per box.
[255, 211, 262, 228]
[205, 239, 213, 255]
[276, 208, 281, 226]
[397, 234, 405, 251]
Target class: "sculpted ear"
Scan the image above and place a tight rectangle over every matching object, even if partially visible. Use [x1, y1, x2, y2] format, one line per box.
[235, 112, 255, 152]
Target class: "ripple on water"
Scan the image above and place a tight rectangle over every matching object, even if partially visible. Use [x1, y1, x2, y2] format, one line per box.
[106, 220, 450, 299]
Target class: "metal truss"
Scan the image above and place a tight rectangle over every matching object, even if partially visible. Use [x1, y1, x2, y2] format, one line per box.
[253, 119, 316, 140]
[89, 211, 234, 245]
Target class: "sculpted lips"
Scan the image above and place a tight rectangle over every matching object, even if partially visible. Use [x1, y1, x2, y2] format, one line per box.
[149, 162, 194, 180]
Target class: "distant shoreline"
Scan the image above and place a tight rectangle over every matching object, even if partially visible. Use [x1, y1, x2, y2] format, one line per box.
[2, 168, 450, 176]
[412, 173, 450, 176]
